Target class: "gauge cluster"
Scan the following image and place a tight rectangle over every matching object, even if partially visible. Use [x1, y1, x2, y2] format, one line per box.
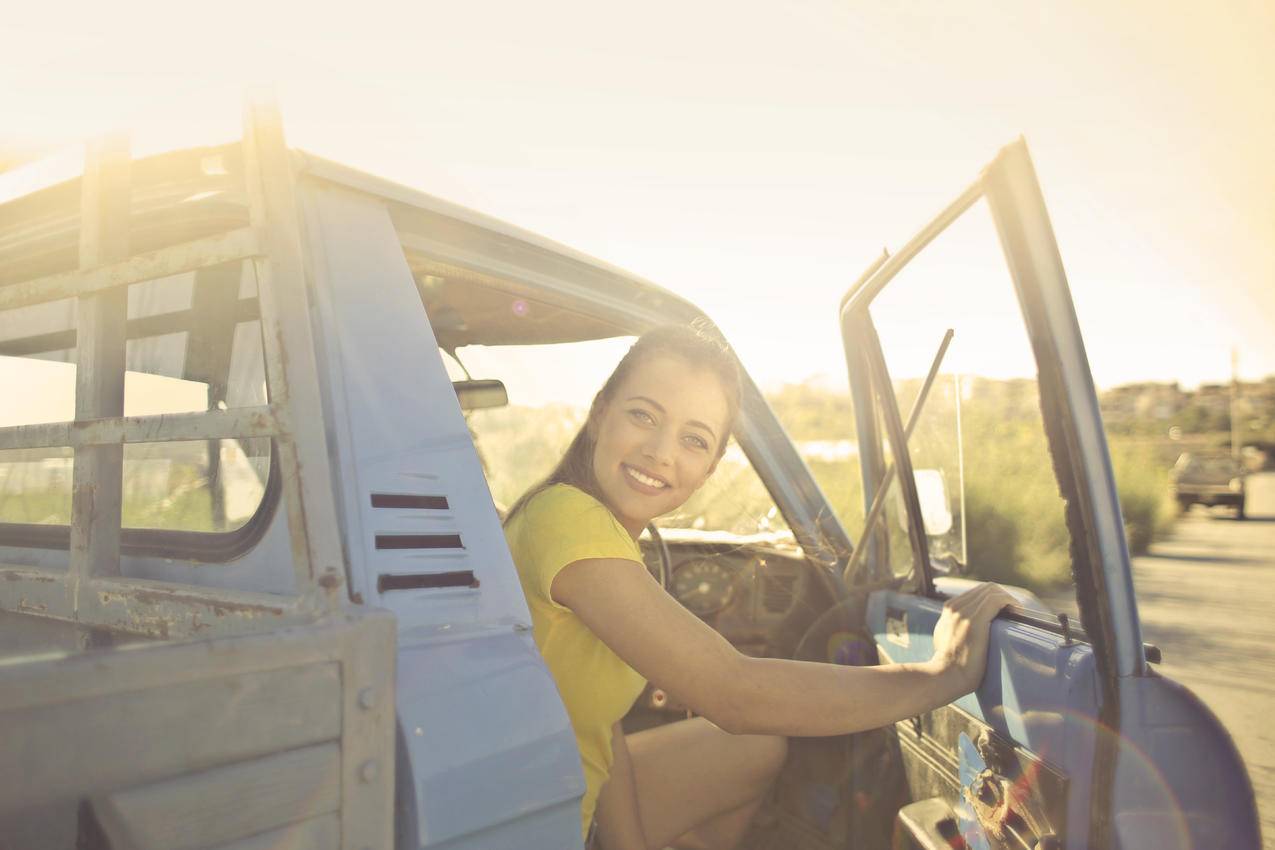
[640, 536, 809, 645]
[671, 558, 736, 616]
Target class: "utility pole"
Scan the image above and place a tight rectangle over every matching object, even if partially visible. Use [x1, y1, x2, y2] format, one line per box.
[1231, 347, 1241, 463]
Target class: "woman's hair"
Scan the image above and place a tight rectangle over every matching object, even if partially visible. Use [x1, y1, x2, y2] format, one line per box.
[503, 322, 743, 525]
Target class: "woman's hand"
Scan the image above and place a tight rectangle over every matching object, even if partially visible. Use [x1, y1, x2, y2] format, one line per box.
[929, 583, 1017, 697]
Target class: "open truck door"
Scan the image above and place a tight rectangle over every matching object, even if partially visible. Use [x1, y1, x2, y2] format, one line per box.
[837, 139, 1259, 850]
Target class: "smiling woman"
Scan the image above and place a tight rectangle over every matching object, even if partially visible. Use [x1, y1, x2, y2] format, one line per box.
[499, 324, 1013, 850]
[501, 324, 781, 848]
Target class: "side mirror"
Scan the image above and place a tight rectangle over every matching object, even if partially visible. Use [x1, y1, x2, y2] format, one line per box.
[454, 379, 508, 411]
[913, 469, 953, 536]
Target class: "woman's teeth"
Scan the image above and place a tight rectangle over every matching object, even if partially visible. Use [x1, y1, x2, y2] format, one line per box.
[625, 466, 667, 489]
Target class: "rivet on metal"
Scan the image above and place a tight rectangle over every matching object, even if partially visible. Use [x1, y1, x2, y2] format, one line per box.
[358, 687, 375, 710]
[359, 759, 379, 783]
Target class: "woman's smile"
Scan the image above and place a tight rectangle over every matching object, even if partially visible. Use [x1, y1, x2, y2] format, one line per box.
[622, 463, 670, 492]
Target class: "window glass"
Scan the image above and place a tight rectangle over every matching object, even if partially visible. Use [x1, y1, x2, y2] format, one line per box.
[0, 447, 73, 526]
[764, 381, 865, 541]
[0, 297, 78, 526]
[866, 199, 1075, 604]
[451, 339, 788, 536]
[445, 339, 629, 513]
[0, 259, 271, 536]
[122, 438, 269, 532]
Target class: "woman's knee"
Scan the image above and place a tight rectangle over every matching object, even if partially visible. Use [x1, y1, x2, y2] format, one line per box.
[742, 733, 787, 788]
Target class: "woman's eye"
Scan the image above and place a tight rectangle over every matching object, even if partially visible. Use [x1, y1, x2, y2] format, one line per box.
[629, 409, 655, 425]
[684, 434, 710, 451]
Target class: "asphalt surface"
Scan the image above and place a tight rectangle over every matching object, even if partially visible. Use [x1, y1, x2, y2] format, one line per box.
[1127, 472, 1275, 847]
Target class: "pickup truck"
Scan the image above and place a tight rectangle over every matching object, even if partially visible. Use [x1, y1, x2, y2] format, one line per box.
[1170, 452, 1246, 518]
[0, 101, 1260, 850]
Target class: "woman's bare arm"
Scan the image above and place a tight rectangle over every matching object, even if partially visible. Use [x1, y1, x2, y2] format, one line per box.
[551, 558, 1013, 738]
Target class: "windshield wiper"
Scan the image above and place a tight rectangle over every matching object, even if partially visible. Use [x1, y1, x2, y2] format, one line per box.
[843, 328, 954, 586]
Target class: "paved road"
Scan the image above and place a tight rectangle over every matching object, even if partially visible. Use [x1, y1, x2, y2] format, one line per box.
[1130, 473, 1275, 847]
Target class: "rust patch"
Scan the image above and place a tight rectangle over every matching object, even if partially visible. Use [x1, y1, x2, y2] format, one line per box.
[4, 571, 58, 583]
[103, 611, 171, 641]
[127, 587, 285, 617]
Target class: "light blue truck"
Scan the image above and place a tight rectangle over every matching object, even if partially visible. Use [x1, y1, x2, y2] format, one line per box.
[0, 102, 1259, 849]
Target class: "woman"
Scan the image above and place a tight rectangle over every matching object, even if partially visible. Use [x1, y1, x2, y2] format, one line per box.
[503, 325, 1013, 850]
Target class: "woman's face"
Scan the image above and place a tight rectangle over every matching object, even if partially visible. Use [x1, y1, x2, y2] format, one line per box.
[590, 354, 732, 538]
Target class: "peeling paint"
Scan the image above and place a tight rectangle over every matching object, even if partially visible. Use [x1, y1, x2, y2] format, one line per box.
[3, 571, 57, 583]
[129, 588, 285, 618]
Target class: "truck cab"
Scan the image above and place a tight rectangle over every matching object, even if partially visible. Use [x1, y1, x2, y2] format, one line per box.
[0, 103, 1259, 849]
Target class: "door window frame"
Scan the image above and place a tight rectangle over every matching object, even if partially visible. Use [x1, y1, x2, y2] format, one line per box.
[837, 140, 1143, 688]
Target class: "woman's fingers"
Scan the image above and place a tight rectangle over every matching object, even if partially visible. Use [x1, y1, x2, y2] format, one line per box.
[930, 583, 1017, 696]
[945, 582, 1003, 615]
[977, 586, 1017, 621]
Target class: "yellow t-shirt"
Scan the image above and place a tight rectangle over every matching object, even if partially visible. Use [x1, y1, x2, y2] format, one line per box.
[504, 484, 648, 840]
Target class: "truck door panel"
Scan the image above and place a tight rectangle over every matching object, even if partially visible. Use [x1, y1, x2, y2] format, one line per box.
[840, 140, 1259, 849]
[867, 590, 1096, 849]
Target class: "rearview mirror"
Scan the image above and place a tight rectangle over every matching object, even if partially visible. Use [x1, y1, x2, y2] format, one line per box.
[454, 379, 508, 411]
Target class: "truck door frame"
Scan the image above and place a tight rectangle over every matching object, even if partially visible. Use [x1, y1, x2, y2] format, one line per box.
[838, 139, 1144, 847]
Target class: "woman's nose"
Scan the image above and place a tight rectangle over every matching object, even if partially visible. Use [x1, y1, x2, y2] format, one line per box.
[642, 427, 676, 466]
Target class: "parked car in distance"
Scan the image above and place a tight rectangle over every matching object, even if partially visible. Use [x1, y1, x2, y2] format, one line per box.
[1171, 452, 1246, 518]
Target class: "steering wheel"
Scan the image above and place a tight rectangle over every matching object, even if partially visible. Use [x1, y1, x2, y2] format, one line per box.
[645, 522, 672, 591]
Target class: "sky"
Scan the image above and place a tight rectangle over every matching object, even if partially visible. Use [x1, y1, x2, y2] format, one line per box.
[3, 0, 1273, 394]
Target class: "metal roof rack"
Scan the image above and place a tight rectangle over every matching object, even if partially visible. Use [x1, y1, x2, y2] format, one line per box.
[0, 99, 347, 641]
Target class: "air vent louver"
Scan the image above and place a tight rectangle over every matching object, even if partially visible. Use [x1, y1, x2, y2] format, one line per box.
[375, 533, 463, 550]
[371, 493, 449, 510]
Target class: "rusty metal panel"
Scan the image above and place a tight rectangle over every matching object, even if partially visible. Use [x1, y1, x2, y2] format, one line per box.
[241, 98, 348, 605]
[0, 406, 279, 451]
[206, 813, 339, 850]
[338, 601, 397, 848]
[76, 576, 307, 640]
[0, 227, 263, 311]
[91, 742, 341, 850]
[0, 568, 311, 640]
[70, 136, 130, 582]
[0, 565, 73, 620]
[0, 664, 341, 816]
[0, 608, 397, 848]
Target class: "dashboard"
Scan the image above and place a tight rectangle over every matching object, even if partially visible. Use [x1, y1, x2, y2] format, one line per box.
[638, 529, 815, 654]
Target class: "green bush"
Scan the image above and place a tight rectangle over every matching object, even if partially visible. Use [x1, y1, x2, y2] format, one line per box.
[1109, 440, 1177, 556]
[768, 387, 1180, 594]
[959, 411, 1073, 591]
